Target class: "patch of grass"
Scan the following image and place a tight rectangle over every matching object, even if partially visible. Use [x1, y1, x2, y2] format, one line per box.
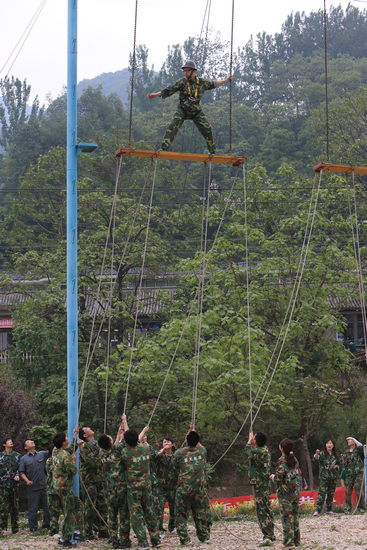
[330, 525, 337, 531]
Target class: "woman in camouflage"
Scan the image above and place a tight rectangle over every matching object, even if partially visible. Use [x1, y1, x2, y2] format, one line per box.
[313, 439, 339, 516]
[270, 439, 300, 549]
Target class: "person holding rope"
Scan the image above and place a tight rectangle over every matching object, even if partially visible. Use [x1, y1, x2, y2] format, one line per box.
[313, 438, 339, 516]
[79, 425, 109, 540]
[156, 436, 178, 536]
[98, 416, 131, 550]
[270, 439, 300, 550]
[147, 60, 232, 155]
[341, 436, 365, 514]
[243, 431, 275, 546]
[0, 437, 23, 536]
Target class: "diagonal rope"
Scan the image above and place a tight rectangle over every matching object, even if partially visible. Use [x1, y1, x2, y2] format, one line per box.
[124, 158, 158, 414]
[148, 164, 241, 426]
[212, 169, 322, 467]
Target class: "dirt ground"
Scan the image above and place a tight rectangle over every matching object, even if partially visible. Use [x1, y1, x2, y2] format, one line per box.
[0, 514, 366, 550]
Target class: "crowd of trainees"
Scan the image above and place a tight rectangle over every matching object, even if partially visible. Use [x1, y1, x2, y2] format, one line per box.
[0, 425, 365, 550]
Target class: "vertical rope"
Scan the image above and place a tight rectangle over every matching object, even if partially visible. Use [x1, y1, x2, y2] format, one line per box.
[124, 159, 158, 414]
[128, 0, 138, 148]
[323, 0, 329, 161]
[243, 164, 252, 430]
[229, 0, 235, 155]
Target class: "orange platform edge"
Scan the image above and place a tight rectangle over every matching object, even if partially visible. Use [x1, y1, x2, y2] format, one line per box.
[313, 162, 367, 175]
[115, 148, 246, 167]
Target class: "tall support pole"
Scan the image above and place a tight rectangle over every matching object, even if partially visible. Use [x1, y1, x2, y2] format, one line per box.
[67, 0, 79, 496]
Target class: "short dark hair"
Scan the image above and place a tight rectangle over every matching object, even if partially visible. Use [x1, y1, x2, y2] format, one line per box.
[23, 439, 30, 450]
[1, 436, 12, 449]
[187, 431, 200, 447]
[98, 434, 112, 450]
[163, 436, 176, 452]
[255, 432, 267, 447]
[48, 443, 55, 458]
[124, 429, 138, 447]
[79, 427, 87, 441]
[53, 432, 66, 449]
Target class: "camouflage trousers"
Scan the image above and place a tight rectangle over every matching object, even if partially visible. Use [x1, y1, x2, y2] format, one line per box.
[127, 486, 160, 546]
[278, 492, 300, 547]
[0, 486, 19, 532]
[47, 491, 61, 535]
[107, 485, 130, 544]
[315, 479, 336, 513]
[253, 485, 275, 540]
[158, 487, 175, 532]
[175, 484, 209, 544]
[345, 471, 365, 512]
[160, 108, 216, 153]
[81, 482, 109, 537]
[203, 489, 212, 533]
[57, 488, 84, 541]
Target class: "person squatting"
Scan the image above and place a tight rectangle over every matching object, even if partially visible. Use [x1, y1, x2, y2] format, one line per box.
[0, 426, 365, 549]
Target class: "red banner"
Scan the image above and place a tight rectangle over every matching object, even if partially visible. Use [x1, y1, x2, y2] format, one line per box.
[0, 317, 12, 328]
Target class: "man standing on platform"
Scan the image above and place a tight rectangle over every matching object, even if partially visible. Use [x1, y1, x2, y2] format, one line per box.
[147, 60, 232, 154]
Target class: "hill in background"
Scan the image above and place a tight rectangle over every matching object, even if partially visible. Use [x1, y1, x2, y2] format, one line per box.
[77, 68, 130, 104]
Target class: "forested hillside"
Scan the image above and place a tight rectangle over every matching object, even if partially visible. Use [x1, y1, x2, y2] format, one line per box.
[1, 5, 367, 487]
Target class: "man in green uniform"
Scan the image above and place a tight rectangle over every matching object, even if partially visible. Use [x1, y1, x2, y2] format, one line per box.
[147, 60, 233, 154]
[119, 427, 161, 550]
[341, 436, 365, 514]
[156, 437, 178, 535]
[0, 437, 23, 535]
[79, 426, 109, 540]
[172, 430, 209, 547]
[243, 431, 275, 546]
[52, 432, 86, 548]
[98, 414, 131, 549]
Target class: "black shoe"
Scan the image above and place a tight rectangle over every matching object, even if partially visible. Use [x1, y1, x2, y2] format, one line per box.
[74, 533, 87, 541]
[58, 541, 76, 548]
[42, 524, 50, 529]
[152, 540, 162, 548]
[30, 528, 38, 532]
[138, 543, 150, 549]
[120, 543, 132, 549]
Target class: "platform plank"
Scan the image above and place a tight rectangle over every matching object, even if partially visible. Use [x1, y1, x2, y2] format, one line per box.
[115, 148, 246, 166]
[313, 162, 367, 175]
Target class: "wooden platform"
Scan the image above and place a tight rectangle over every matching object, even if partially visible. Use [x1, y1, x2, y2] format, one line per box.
[313, 162, 367, 175]
[115, 148, 246, 166]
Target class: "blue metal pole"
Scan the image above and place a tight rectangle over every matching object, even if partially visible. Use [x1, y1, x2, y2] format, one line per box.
[67, 0, 79, 496]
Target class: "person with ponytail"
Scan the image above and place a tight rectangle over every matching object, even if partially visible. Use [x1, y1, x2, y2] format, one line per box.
[270, 439, 300, 549]
[313, 438, 339, 516]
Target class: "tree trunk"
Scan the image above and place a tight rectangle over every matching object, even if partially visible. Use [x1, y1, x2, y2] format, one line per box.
[302, 434, 314, 490]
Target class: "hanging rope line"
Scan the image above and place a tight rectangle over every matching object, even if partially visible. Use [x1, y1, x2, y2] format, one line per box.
[229, 0, 235, 155]
[78, 159, 154, 422]
[212, 169, 322, 467]
[323, 0, 330, 161]
[148, 163, 241, 426]
[243, 165, 253, 430]
[128, 0, 138, 148]
[124, 158, 158, 414]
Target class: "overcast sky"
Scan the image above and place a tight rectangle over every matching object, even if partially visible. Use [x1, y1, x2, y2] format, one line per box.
[0, 0, 361, 104]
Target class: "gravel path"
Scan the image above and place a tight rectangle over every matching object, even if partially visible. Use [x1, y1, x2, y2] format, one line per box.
[0, 515, 366, 550]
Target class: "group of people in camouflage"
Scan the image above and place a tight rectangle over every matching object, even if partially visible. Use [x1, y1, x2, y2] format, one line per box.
[244, 432, 366, 549]
[0, 427, 365, 549]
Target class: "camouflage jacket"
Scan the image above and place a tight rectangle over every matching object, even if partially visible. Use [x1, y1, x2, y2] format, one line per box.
[100, 443, 126, 489]
[274, 455, 301, 497]
[119, 443, 151, 490]
[243, 444, 271, 487]
[161, 77, 216, 116]
[156, 452, 178, 492]
[313, 451, 339, 481]
[172, 445, 206, 489]
[51, 447, 77, 492]
[80, 440, 105, 486]
[0, 450, 21, 489]
[343, 445, 364, 475]
[45, 456, 57, 494]
[146, 444, 160, 487]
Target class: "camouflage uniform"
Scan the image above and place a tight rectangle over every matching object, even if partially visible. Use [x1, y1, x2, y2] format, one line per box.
[172, 444, 209, 545]
[160, 77, 217, 153]
[343, 445, 365, 513]
[274, 455, 301, 547]
[0, 450, 21, 533]
[100, 443, 130, 546]
[243, 443, 275, 541]
[51, 447, 84, 541]
[45, 457, 61, 535]
[79, 440, 109, 537]
[120, 442, 160, 547]
[313, 451, 339, 513]
[156, 451, 178, 532]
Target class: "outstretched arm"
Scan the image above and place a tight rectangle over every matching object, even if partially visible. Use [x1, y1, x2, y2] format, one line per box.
[147, 91, 162, 99]
[216, 75, 233, 86]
